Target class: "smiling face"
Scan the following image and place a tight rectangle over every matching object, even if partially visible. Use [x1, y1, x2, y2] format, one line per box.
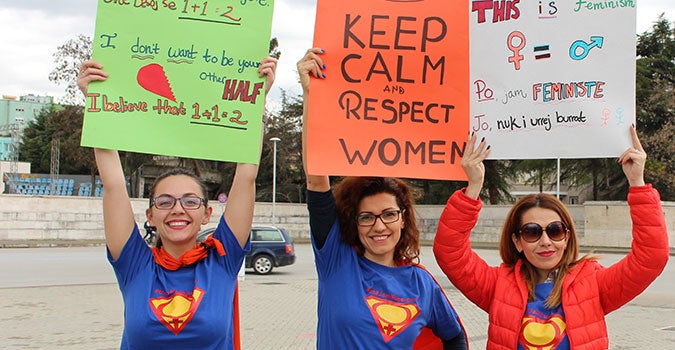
[356, 192, 404, 266]
[512, 207, 568, 283]
[146, 174, 212, 257]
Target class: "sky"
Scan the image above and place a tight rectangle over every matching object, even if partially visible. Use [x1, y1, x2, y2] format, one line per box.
[0, 0, 672, 105]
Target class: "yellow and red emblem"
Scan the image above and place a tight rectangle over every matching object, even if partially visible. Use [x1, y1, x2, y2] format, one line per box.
[519, 315, 567, 350]
[149, 287, 205, 335]
[365, 295, 421, 342]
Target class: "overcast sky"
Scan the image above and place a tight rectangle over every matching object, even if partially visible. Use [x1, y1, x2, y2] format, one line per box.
[0, 0, 672, 104]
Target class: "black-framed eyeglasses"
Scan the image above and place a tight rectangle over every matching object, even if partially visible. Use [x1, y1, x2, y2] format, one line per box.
[151, 194, 205, 210]
[356, 210, 401, 227]
[518, 221, 568, 243]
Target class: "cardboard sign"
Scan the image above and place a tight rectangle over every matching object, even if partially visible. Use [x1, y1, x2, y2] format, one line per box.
[82, 0, 275, 164]
[308, 0, 636, 180]
[470, 0, 636, 159]
[308, 0, 470, 180]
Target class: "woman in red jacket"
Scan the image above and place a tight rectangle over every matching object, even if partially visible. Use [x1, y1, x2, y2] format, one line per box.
[433, 128, 669, 349]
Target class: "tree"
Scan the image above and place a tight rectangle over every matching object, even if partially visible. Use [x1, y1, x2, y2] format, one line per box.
[18, 111, 53, 174]
[20, 106, 155, 195]
[48, 35, 92, 106]
[636, 14, 674, 135]
[635, 14, 674, 200]
[19, 106, 95, 176]
[558, 158, 628, 201]
[258, 90, 304, 202]
[411, 179, 463, 205]
[482, 160, 516, 204]
[513, 159, 557, 193]
[642, 120, 674, 200]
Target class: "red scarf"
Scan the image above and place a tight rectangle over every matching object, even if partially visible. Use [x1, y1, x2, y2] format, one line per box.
[150, 235, 240, 350]
[152, 235, 226, 270]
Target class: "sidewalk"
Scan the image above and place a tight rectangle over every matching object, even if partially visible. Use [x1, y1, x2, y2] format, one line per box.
[3, 238, 672, 256]
[237, 265, 675, 349]
[0, 239, 106, 248]
[0, 244, 673, 349]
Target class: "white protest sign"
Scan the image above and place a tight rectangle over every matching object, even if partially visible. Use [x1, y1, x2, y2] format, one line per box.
[470, 0, 636, 159]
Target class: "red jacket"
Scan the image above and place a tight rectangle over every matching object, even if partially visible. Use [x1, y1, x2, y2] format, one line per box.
[433, 185, 669, 349]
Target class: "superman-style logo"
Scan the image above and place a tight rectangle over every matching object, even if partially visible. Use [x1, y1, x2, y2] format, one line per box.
[518, 315, 566, 350]
[149, 287, 205, 335]
[365, 295, 420, 343]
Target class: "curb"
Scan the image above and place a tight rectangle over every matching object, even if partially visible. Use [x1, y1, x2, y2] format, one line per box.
[1, 240, 673, 256]
[0, 240, 106, 248]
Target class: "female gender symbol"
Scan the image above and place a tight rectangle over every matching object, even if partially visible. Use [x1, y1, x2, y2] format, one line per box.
[507, 31, 526, 70]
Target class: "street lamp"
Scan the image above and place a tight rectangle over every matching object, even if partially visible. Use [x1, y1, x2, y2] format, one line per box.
[270, 137, 281, 224]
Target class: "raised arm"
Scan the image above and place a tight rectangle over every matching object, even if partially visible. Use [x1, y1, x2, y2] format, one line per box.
[597, 125, 669, 312]
[461, 132, 490, 199]
[434, 133, 496, 310]
[617, 124, 646, 187]
[298, 48, 330, 192]
[78, 60, 134, 259]
[224, 56, 278, 248]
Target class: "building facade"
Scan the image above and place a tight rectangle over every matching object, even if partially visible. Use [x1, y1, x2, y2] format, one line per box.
[1, 94, 53, 126]
[508, 169, 593, 204]
[0, 94, 53, 137]
[0, 94, 53, 162]
[0, 137, 12, 161]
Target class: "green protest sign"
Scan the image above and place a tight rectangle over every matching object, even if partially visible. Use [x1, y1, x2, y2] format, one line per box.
[82, 0, 275, 164]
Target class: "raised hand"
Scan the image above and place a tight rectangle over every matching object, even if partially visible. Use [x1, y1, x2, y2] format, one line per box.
[258, 56, 278, 94]
[77, 60, 108, 95]
[461, 133, 491, 199]
[618, 125, 646, 187]
[296, 48, 325, 93]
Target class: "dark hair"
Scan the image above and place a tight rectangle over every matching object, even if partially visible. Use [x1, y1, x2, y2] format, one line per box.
[333, 177, 420, 263]
[148, 168, 209, 208]
[499, 193, 594, 308]
[147, 168, 209, 248]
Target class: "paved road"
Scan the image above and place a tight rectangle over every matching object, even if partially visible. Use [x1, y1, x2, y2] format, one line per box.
[0, 244, 673, 349]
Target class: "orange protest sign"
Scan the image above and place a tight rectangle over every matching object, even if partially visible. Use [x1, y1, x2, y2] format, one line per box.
[307, 0, 470, 180]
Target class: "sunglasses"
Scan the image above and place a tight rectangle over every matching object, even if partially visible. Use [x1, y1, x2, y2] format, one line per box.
[518, 221, 568, 243]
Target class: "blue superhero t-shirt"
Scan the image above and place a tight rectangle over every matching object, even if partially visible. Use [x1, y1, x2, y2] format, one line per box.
[108, 216, 249, 350]
[518, 282, 570, 350]
[312, 218, 463, 349]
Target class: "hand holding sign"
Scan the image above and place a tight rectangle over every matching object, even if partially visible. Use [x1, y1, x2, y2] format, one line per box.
[618, 125, 646, 187]
[297, 48, 326, 93]
[81, 0, 276, 164]
[307, 0, 637, 180]
[307, 0, 470, 181]
[78, 60, 108, 94]
[461, 133, 491, 200]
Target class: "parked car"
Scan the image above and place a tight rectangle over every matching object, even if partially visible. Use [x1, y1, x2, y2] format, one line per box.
[197, 225, 295, 275]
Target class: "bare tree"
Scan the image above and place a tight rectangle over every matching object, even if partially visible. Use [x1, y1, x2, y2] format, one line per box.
[48, 34, 92, 105]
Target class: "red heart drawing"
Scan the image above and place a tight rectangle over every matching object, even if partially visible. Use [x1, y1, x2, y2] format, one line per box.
[137, 63, 176, 102]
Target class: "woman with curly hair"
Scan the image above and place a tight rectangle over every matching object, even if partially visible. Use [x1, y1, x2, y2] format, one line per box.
[297, 48, 467, 350]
